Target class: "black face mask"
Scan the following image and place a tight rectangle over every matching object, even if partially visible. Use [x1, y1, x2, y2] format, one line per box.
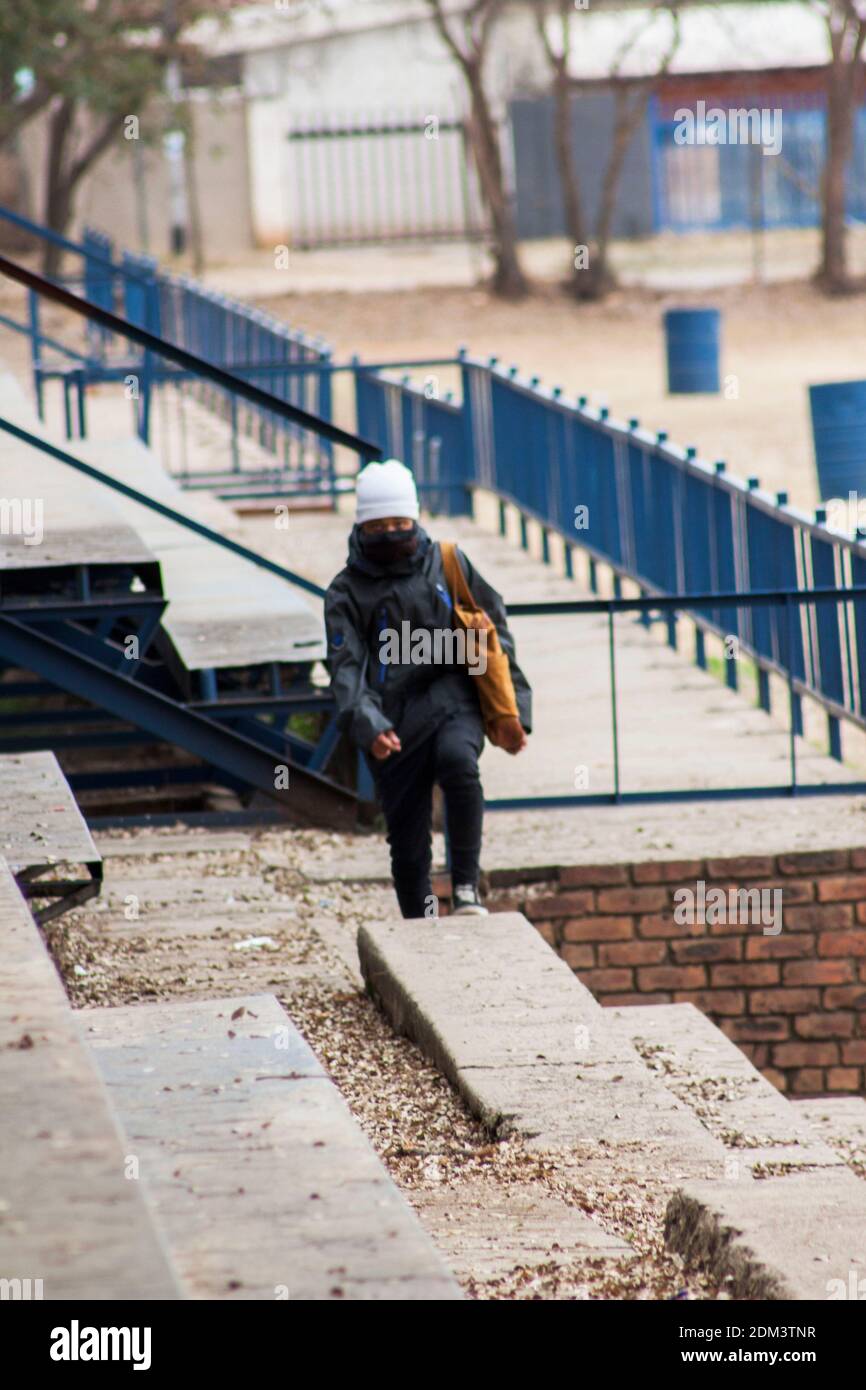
[359, 523, 419, 565]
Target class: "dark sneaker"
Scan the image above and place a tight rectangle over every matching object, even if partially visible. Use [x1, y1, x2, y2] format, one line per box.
[452, 883, 488, 916]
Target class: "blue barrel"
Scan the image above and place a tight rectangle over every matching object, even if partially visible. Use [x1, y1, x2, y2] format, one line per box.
[664, 307, 721, 394]
[809, 380, 866, 501]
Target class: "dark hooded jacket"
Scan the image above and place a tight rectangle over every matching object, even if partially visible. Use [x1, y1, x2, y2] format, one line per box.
[324, 524, 532, 757]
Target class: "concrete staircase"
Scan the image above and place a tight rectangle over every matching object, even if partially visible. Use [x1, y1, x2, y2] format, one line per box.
[0, 761, 460, 1299]
[358, 912, 866, 1300]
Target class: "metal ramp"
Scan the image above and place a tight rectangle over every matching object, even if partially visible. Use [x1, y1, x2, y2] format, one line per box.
[0, 370, 357, 827]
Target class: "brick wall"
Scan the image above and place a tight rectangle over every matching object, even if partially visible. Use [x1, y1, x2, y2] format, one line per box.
[484, 850, 866, 1096]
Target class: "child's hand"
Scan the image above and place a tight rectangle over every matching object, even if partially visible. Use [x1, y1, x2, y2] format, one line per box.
[370, 730, 401, 760]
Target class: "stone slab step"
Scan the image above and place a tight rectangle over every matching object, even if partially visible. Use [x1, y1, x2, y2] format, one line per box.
[794, 1096, 866, 1150]
[0, 858, 180, 1300]
[358, 912, 866, 1300]
[609, 1005, 866, 1298]
[610, 1003, 845, 1172]
[80, 993, 462, 1300]
[357, 913, 725, 1174]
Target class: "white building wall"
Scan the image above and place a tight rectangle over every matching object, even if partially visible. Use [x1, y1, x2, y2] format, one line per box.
[241, 7, 547, 247]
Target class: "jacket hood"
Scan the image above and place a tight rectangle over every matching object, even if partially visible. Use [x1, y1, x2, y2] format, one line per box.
[347, 522, 432, 578]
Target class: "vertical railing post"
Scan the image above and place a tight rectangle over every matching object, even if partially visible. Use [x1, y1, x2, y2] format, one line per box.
[608, 604, 621, 802]
[786, 593, 798, 793]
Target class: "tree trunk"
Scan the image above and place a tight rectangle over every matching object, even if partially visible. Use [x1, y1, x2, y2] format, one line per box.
[820, 56, 856, 292]
[464, 60, 529, 299]
[550, 70, 593, 297]
[42, 96, 76, 278]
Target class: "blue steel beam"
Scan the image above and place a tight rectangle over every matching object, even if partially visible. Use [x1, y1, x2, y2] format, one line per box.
[0, 616, 357, 829]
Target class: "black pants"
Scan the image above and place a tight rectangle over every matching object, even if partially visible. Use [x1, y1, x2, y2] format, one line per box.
[372, 710, 485, 919]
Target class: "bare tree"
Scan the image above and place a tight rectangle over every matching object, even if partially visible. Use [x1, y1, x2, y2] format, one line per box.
[426, 0, 530, 298]
[535, 0, 681, 300]
[812, 0, 866, 292]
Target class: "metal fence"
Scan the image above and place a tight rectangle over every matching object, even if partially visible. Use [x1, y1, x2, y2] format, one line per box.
[283, 113, 488, 248]
[0, 206, 338, 499]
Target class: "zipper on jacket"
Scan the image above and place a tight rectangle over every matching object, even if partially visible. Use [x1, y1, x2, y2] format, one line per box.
[376, 604, 388, 686]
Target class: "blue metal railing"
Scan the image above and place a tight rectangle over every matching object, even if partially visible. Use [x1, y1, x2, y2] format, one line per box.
[0, 205, 336, 495]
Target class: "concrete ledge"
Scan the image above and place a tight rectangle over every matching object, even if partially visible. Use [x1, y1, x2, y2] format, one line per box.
[358, 913, 724, 1167]
[0, 859, 180, 1300]
[82, 993, 462, 1301]
[359, 913, 866, 1300]
[665, 1171, 866, 1300]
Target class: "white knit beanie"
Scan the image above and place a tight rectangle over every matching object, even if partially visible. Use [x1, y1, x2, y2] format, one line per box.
[355, 458, 420, 524]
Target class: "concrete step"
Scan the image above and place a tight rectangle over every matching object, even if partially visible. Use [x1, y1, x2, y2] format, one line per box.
[358, 913, 726, 1169]
[793, 1096, 866, 1173]
[358, 912, 866, 1300]
[1, 750, 102, 923]
[80, 992, 462, 1300]
[610, 1002, 845, 1174]
[0, 857, 180, 1300]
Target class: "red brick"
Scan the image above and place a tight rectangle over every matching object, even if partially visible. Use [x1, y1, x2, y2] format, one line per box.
[794, 1012, 854, 1039]
[763, 1067, 788, 1092]
[849, 849, 866, 869]
[816, 876, 866, 903]
[488, 866, 555, 889]
[854, 902, 866, 925]
[750, 987, 820, 1015]
[598, 941, 666, 967]
[748, 1043, 770, 1069]
[532, 920, 558, 948]
[723, 1016, 789, 1042]
[524, 891, 594, 921]
[825, 985, 866, 1010]
[784, 960, 853, 986]
[559, 863, 629, 888]
[560, 943, 596, 970]
[778, 850, 849, 874]
[485, 893, 525, 914]
[746, 934, 815, 960]
[636, 913, 692, 939]
[597, 886, 669, 913]
[827, 1067, 861, 1091]
[705, 856, 775, 879]
[783, 904, 853, 931]
[637, 965, 706, 991]
[672, 938, 741, 963]
[791, 1069, 825, 1093]
[773, 1041, 839, 1068]
[579, 968, 634, 994]
[817, 930, 866, 958]
[841, 1041, 866, 1064]
[602, 992, 672, 1008]
[762, 879, 814, 905]
[561, 911, 631, 945]
[561, 915, 633, 943]
[673, 989, 745, 1016]
[711, 963, 779, 987]
[632, 859, 703, 884]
